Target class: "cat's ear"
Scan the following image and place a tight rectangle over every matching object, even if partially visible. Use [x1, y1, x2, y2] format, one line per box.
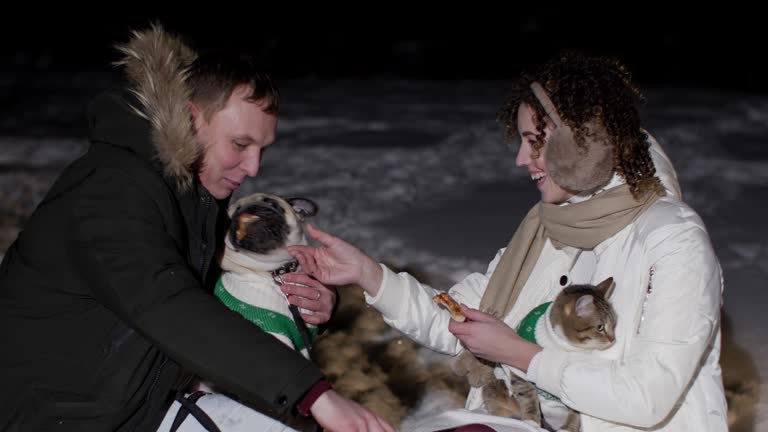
[595, 277, 615, 299]
[575, 295, 596, 317]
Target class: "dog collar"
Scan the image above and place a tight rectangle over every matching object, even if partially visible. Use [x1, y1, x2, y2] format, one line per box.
[270, 260, 299, 284]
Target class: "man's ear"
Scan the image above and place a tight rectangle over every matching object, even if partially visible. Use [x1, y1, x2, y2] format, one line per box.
[188, 101, 204, 129]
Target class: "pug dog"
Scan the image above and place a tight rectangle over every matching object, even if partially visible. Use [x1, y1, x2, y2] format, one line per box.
[179, 193, 322, 431]
[215, 192, 319, 359]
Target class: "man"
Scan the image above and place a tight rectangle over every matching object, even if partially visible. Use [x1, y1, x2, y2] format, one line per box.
[0, 24, 393, 431]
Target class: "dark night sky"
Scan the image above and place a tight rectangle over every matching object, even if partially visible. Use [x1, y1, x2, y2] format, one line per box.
[2, 10, 765, 93]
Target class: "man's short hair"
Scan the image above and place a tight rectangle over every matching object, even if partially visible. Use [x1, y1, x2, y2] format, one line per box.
[186, 51, 279, 118]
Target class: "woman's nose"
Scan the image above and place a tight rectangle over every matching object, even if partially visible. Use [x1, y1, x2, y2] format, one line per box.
[516, 141, 531, 167]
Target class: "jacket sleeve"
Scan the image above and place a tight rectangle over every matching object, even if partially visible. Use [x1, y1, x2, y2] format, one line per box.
[527, 222, 723, 428]
[72, 169, 323, 417]
[364, 249, 506, 355]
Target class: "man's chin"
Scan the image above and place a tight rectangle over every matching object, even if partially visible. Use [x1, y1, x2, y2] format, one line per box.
[208, 186, 233, 200]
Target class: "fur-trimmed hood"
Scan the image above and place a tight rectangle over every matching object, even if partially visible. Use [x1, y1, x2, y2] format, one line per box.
[112, 24, 199, 191]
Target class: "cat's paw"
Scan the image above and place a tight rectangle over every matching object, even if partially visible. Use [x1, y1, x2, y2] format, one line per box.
[483, 380, 521, 418]
[467, 367, 495, 387]
[453, 352, 495, 387]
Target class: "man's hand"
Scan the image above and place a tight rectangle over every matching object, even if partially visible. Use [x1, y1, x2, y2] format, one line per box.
[310, 389, 395, 432]
[279, 273, 337, 326]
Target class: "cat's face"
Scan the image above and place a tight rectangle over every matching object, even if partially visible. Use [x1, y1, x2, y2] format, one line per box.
[551, 277, 617, 350]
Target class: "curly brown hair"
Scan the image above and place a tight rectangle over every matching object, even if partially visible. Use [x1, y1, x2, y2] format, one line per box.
[497, 51, 664, 199]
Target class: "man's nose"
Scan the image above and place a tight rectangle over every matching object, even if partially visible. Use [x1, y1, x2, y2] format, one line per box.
[241, 152, 260, 177]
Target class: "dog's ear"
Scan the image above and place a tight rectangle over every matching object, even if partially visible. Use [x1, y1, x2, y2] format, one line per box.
[227, 201, 242, 218]
[286, 197, 318, 219]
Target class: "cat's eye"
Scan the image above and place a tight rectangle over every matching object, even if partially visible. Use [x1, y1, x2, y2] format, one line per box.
[597, 324, 605, 332]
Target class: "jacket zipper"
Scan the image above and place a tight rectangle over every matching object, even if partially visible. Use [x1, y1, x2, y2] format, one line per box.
[147, 357, 168, 399]
[137, 356, 169, 431]
[199, 194, 212, 276]
[636, 266, 656, 335]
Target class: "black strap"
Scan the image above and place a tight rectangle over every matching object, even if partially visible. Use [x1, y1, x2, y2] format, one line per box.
[169, 391, 222, 432]
[272, 262, 314, 358]
[288, 304, 314, 358]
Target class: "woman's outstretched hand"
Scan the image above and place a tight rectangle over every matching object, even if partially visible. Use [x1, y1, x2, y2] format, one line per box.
[287, 224, 384, 296]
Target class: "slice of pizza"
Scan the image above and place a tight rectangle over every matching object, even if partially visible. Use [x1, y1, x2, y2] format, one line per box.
[433, 292, 466, 322]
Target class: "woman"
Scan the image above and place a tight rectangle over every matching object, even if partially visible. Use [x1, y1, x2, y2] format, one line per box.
[284, 52, 727, 431]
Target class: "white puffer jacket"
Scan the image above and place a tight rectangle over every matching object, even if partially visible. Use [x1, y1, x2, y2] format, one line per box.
[365, 136, 727, 431]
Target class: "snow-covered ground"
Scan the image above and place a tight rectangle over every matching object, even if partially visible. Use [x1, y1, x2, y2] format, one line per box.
[2, 73, 766, 431]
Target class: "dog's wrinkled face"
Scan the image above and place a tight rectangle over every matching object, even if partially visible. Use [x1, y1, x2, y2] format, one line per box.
[227, 193, 318, 256]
